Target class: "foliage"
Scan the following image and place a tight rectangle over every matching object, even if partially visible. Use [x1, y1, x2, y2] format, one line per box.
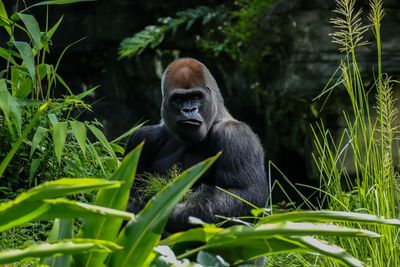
[0, 0, 130, 197]
[308, 0, 400, 266]
[118, 0, 276, 68]
[1, 141, 399, 266]
[118, 6, 226, 58]
[1, 1, 400, 267]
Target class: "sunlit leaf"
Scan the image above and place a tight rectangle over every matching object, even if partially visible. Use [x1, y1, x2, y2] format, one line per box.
[109, 153, 220, 267]
[0, 239, 121, 265]
[76, 144, 142, 267]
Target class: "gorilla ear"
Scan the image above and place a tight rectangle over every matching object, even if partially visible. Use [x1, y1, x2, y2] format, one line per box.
[206, 86, 212, 94]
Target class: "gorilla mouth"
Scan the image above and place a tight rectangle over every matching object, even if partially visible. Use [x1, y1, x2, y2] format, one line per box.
[177, 119, 202, 126]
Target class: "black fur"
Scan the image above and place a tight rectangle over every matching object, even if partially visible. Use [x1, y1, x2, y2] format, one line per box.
[125, 58, 267, 233]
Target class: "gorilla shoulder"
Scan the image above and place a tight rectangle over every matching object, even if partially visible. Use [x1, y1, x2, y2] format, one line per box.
[125, 125, 163, 151]
[211, 119, 264, 159]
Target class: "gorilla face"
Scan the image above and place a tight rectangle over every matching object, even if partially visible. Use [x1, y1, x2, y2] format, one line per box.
[162, 86, 214, 144]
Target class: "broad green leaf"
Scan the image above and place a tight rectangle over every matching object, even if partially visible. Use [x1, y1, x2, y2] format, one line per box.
[12, 41, 36, 81]
[70, 121, 86, 156]
[0, 47, 18, 64]
[109, 153, 220, 267]
[0, 179, 121, 232]
[0, 239, 121, 265]
[259, 210, 400, 226]
[52, 121, 68, 164]
[0, 101, 49, 179]
[293, 236, 365, 267]
[171, 222, 378, 261]
[40, 198, 134, 221]
[0, 0, 11, 35]
[11, 67, 32, 98]
[42, 219, 74, 267]
[196, 251, 229, 267]
[14, 13, 42, 49]
[76, 144, 143, 267]
[0, 78, 10, 116]
[21, 178, 121, 201]
[48, 219, 74, 241]
[160, 227, 224, 246]
[48, 113, 59, 125]
[88, 125, 116, 159]
[0, 200, 50, 233]
[30, 126, 48, 157]
[8, 90, 22, 136]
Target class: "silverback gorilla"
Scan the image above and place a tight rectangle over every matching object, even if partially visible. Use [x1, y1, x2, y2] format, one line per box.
[125, 58, 267, 233]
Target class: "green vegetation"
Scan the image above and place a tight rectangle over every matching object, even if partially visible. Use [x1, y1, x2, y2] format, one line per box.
[0, 0, 399, 266]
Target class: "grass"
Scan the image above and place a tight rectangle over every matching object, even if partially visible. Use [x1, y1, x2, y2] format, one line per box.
[267, 0, 399, 266]
[137, 164, 193, 202]
[307, 0, 399, 266]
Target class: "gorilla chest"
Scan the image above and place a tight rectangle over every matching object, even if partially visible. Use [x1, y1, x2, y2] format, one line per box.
[148, 138, 215, 183]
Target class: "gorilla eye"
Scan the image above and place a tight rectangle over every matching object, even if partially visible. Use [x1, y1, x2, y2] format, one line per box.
[171, 96, 183, 104]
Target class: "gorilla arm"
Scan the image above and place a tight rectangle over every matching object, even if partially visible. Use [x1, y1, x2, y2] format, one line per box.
[165, 120, 268, 233]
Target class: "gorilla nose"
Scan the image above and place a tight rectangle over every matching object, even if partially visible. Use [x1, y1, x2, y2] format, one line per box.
[182, 107, 198, 114]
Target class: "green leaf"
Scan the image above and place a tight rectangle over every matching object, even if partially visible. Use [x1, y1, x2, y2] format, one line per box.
[30, 126, 48, 157]
[48, 113, 59, 126]
[52, 121, 68, 164]
[40, 198, 135, 221]
[109, 153, 220, 267]
[0, 200, 50, 233]
[258, 210, 400, 226]
[14, 13, 42, 50]
[70, 121, 87, 156]
[0, 79, 10, 116]
[42, 219, 74, 267]
[0, 101, 49, 179]
[27, 0, 97, 9]
[293, 236, 365, 267]
[76, 144, 143, 267]
[88, 125, 116, 159]
[29, 158, 41, 185]
[0, 79, 21, 127]
[0, 178, 121, 232]
[47, 16, 63, 39]
[0, 47, 18, 65]
[11, 67, 32, 98]
[12, 41, 36, 81]
[169, 222, 378, 263]
[0, 0, 11, 35]
[196, 251, 229, 267]
[111, 122, 145, 144]
[73, 85, 99, 100]
[0, 79, 22, 135]
[23, 178, 121, 201]
[0, 239, 121, 265]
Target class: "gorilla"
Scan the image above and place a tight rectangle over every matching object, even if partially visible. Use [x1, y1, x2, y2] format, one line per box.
[125, 58, 267, 233]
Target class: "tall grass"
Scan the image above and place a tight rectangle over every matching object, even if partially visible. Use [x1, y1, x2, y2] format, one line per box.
[312, 0, 400, 265]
